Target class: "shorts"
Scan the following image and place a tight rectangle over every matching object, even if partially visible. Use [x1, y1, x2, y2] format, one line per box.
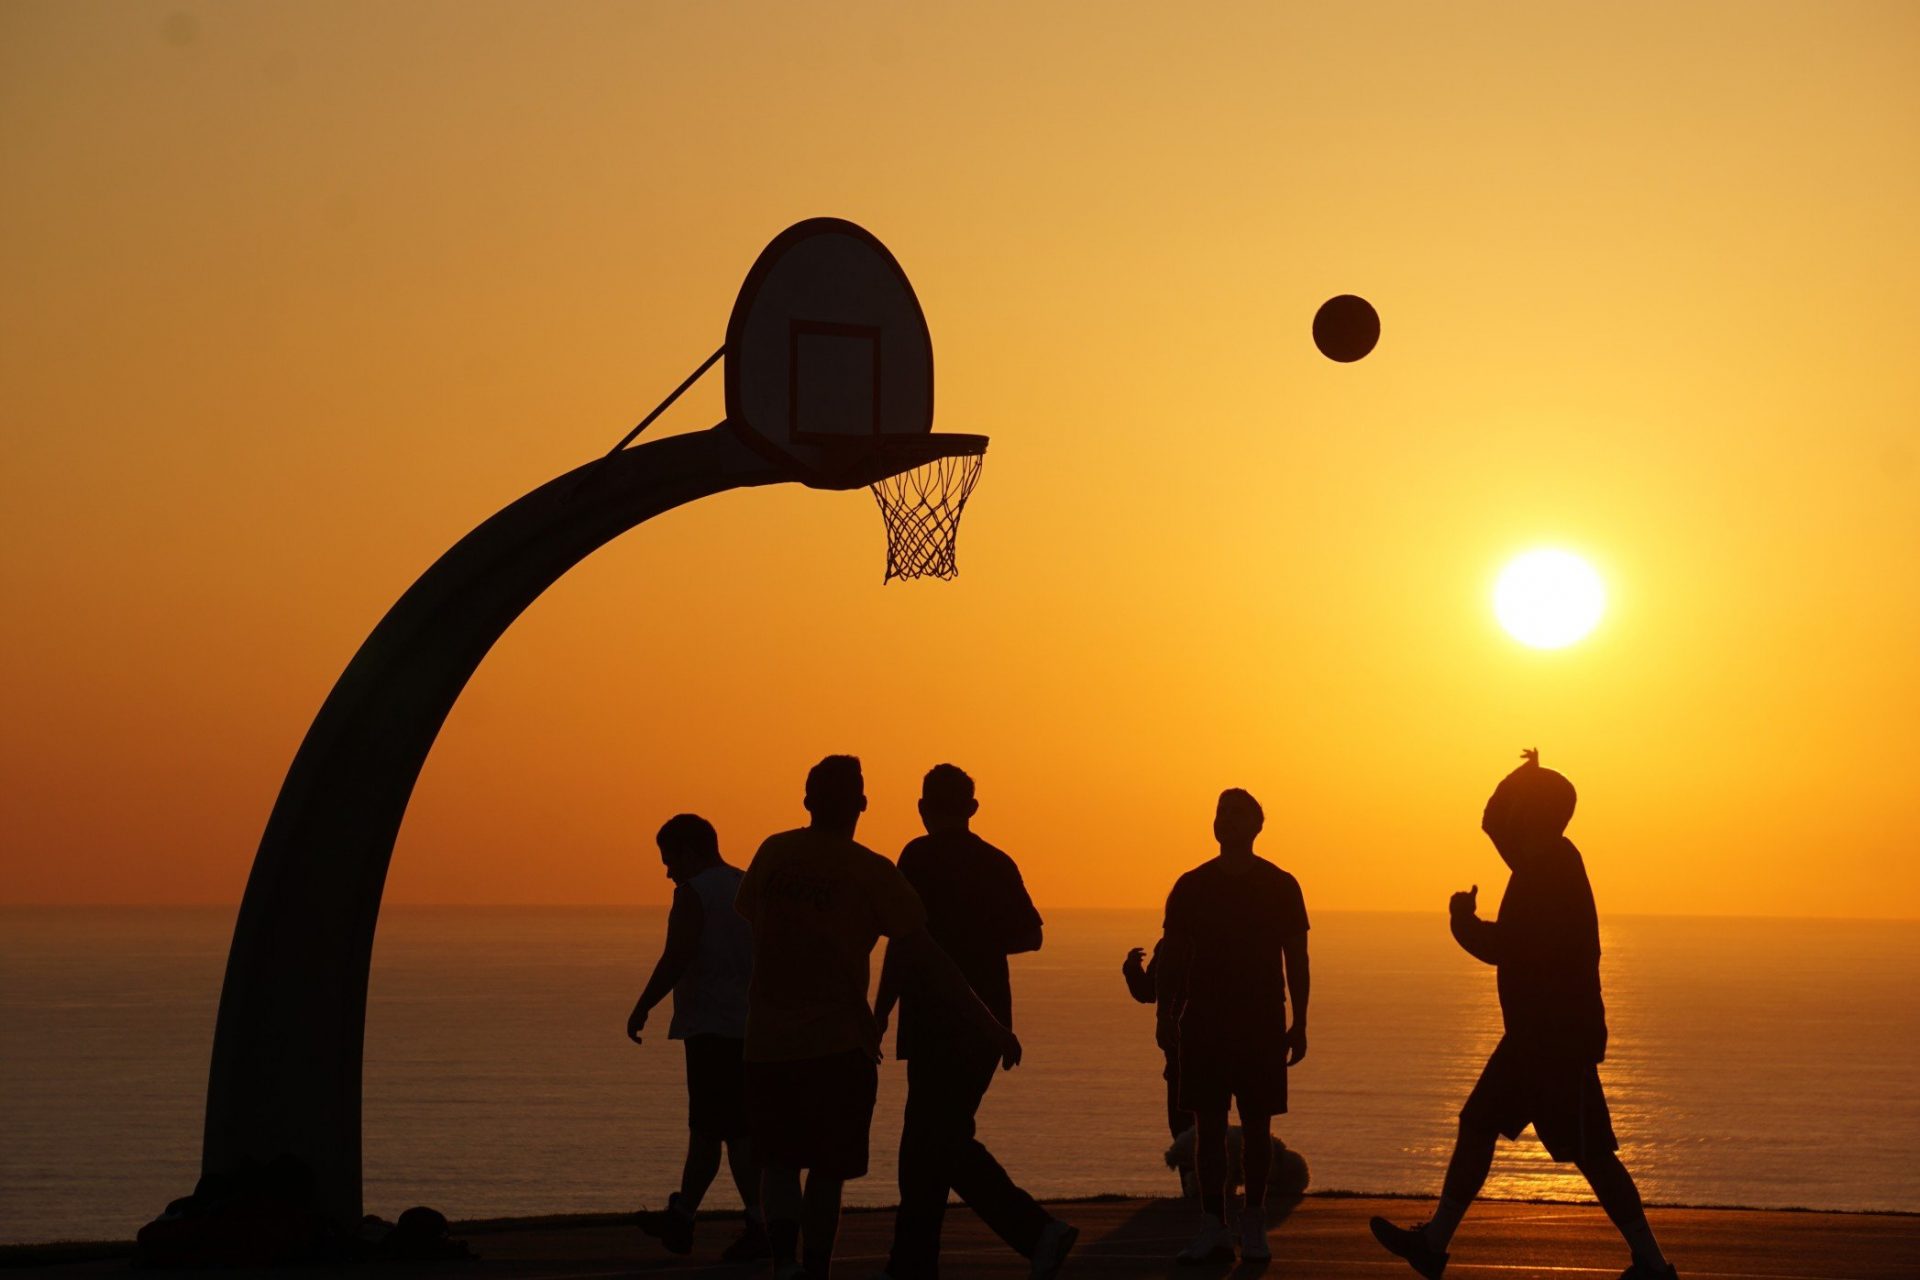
[683, 1034, 747, 1140]
[1460, 1035, 1618, 1163]
[745, 1049, 879, 1180]
[1177, 1029, 1288, 1118]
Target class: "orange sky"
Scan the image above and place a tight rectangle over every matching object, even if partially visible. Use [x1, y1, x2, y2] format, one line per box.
[3, 2, 1916, 917]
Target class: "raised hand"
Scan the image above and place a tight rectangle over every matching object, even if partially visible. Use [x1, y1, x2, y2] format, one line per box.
[1449, 884, 1479, 918]
[1123, 946, 1147, 974]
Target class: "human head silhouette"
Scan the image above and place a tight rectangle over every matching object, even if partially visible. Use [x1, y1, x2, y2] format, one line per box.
[655, 813, 719, 884]
[804, 754, 868, 833]
[918, 763, 979, 834]
[1482, 748, 1577, 853]
[1214, 788, 1264, 853]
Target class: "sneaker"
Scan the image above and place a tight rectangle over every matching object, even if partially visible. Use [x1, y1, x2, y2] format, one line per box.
[721, 1216, 772, 1263]
[1176, 1218, 1235, 1265]
[1619, 1262, 1677, 1280]
[637, 1191, 696, 1255]
[1239, 1207, 1270, 1262]
[1368, 1217, 1447, 1280]
[1029, 1217, 1080, 1278]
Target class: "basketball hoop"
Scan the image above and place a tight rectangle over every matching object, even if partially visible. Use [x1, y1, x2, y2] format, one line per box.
[869, 440, 985, 582]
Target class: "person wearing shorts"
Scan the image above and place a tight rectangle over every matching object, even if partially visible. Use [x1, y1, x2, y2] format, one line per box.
[1370, 750, 1676, 1280]
[625, 814, 765, 1262]
[1155, 788, 1311, 1265]
[871, 764, 1078, 1280]
[735, 756, 1020, 1280]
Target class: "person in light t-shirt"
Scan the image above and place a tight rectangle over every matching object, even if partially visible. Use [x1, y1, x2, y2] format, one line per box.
[735, 755, 1020, 1280]
[626, 814, 764, 1263]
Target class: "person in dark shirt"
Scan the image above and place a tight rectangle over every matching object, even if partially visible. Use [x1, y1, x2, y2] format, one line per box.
[735, 756, 1021, 1280]
[1155, 788, 1310, 1264]
[1371, 750, 1675, 1280]
[872, 765, 1079, 1280]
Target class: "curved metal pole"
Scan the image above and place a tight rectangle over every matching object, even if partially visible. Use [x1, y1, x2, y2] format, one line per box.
[202, 423, 793, 1222]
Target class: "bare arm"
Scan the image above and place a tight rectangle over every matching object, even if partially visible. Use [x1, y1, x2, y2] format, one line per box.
[1449, 884, 1503, 966]
[1281, 930, 1310, 1064]
[873, 936, 905, 1030]
[627, 889, 703, 1043]
[892, 926, 1022, 1068]
[999, 853, 1044, 955]
[1153, 931, 1191, 1052]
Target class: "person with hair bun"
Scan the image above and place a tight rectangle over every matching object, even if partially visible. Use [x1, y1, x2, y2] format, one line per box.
[1371, 750, 1676, 1280]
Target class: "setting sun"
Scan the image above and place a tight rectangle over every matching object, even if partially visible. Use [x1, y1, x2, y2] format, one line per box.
[1493, 549, 1606, 649]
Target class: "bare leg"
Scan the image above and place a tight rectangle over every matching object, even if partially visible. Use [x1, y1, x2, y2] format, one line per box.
[1576, 1149, 1669, 1270]
[678, 1133, 723, 1209]
[725, 1138, 763, 1219]
[1425, 1123, 1497, 1250]
[1238, 1106, 1273, 1210]
[802, 1172, 845, 1277]
[1194, 1109, 1230, 1223]
[762, 1163, 803, 1269]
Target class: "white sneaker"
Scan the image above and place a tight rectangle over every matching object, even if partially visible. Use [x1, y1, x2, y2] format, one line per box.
[1239, 1206, 1271, 1261]
[1176, 1217, 1235, 1265]
[1030, 1217, 1080, 1278]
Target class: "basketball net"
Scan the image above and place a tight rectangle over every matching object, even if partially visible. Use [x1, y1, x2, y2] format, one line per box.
[869, 451, 983, 582]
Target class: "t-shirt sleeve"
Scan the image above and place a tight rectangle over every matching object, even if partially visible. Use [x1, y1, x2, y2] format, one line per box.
[1162, 876, 1193, 939]
[734, 839, 770, 922]
[992, 849, 1043, 940]
[895, 841, 926, 892]
[1280, 872, 1310, 937]
[865, 854, 928, 939]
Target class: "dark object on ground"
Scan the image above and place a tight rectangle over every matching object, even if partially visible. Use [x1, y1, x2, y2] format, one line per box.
[134, 1156, 336, 1267]
[1164, 1129, 1310, 1202]
[383, 1206, 471, 1261]
[134, 1158, 467, 1267]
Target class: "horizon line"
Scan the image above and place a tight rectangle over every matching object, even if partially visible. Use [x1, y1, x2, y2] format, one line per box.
[3, 902, 1916, 925]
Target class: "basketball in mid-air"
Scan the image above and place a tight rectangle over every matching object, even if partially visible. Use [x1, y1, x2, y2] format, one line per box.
[1312, 294, 1380, 362]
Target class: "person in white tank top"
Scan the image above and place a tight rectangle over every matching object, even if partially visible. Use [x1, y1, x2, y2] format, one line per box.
[626, 814, 765, 1263]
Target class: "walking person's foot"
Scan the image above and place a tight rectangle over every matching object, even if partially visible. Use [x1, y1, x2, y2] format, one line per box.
[1029, 1217, 1080, 1278]
[637, 1191, 696, 1255]
[1619, 1262, 1678, 1280]
[1176, 1217, 1235, 1265]
[1369, 1217, 1448, 1279]
[1238, 1206, 1271, 1262]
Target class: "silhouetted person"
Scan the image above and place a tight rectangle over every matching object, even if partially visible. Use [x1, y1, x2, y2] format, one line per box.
[1155, 789, 1310, 1264]
[735, 755, 1021, 1280]
[871, 765, 1079, 1280]
[625, 814, 767, 1262]
[1121, 941, 1197, 1193]
[1370, 750, 1676, 1280]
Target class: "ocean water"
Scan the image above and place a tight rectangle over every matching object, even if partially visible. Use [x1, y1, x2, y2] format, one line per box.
[2, 907, 1917, 1244]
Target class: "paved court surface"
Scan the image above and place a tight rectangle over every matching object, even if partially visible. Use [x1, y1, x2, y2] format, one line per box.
[9, 1196, 1916, 1278]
